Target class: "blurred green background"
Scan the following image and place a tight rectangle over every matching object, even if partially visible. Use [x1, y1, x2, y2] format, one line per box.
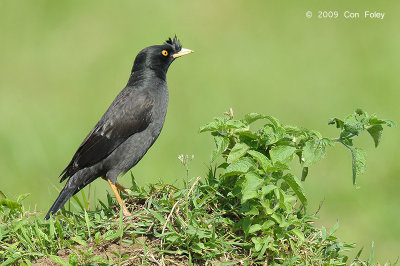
[1, 0, 399, 262]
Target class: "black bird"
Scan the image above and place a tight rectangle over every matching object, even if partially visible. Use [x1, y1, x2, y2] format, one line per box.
[45, 36, 193, 220]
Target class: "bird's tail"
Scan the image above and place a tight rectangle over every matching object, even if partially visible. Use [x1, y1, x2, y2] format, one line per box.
[45, 183, 76, 220]
[45, 169, 99, 220]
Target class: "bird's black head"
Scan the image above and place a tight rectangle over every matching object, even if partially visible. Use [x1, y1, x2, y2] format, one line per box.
[130, 36, 193, 81]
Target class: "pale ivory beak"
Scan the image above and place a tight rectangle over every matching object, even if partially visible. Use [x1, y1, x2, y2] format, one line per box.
[172, 48, 194, 58]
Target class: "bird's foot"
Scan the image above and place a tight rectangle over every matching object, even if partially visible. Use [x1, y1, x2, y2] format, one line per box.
[113, 204, 132, 221]
[122, 202, 132, 217]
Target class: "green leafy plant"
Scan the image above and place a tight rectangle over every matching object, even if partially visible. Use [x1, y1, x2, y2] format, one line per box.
[0, 109, 395, 265]
[328, 108, 394, 184]
[197, 108, 394, 262]
[201, 108, 394, 186]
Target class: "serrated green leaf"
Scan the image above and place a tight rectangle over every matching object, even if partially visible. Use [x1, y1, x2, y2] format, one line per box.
[344, 114, 364, 135]
[271, 213, 283, 225]
[265, 115, 281, 128]
[226, 119, 247, 129]
[282, 124, 301, 133]
[267, 161, 290, 171]
[248, 224, 262, 234]
[339, 132, 354, 146]
[241, 171, 263, 203]
[270, 145, 296, 165]
[260, 185, 276, 197]
[369, 115, 396, 127]
[284, 174, 307, 207]
[243, 113, 266, 125]
[211, 136, 230, 162]
[328, 117, 344, 129]
[262, 220, 275, 230]
[222, 157, 255, 177]
[351, 147, 367, 185]
[290, 228, 305, 242]
[234, 129, 259, 139]
[302, 139, 326, 167]
[261, 125, 285, 145]
[241, 202, 259, 216]
[277, 188, 287, 210]
[367, 125, 383, 147]
[308, 129, 323, 139]
[247, 150, 272, 172]
[251, 236, 263, 252]
[228, 143, 249, 163]
[199, 120, 219, 133]
[385, 119, 396, 127]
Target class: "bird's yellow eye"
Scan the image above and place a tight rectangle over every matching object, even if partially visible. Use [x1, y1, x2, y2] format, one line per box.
[161, 50, 168, 56]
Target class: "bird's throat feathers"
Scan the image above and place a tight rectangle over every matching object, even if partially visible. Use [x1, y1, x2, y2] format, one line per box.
[128, 50, 169, 85]
[128, 68, 166, 86]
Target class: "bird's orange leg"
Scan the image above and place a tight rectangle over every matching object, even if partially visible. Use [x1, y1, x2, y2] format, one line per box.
[106, 179, 132, 217]
[102, 177, 128, 194]
[114, 182, 128, 194]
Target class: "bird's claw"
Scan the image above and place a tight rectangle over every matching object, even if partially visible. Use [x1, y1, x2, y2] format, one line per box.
[122, 205, 132, 217]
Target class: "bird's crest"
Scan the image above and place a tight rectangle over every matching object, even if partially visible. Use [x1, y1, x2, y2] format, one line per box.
[165, 35, 182, 51]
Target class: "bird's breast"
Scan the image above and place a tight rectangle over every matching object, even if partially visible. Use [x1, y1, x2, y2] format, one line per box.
[149, 86, 169, 136]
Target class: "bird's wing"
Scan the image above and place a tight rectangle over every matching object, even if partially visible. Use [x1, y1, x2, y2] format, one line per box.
[60, 88, 154, 182]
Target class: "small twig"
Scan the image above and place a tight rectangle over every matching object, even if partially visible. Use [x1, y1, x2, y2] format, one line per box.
[174, 206, 188, 227]
[147, 250, 162, 266]
[160, 199, 183, 265]
[186, 176, 201, 199]
[308, 232, 317, 243]
[161, 200, 182, 235]
[332, 133, 357, 142]
[224, 107, 234, 119]
[146, 221, 155, 233]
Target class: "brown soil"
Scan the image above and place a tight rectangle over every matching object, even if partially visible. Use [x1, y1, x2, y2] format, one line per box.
[33, 236, 189, 266]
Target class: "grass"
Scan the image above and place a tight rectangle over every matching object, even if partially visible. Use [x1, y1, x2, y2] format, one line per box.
[0, 174, 368, 265]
